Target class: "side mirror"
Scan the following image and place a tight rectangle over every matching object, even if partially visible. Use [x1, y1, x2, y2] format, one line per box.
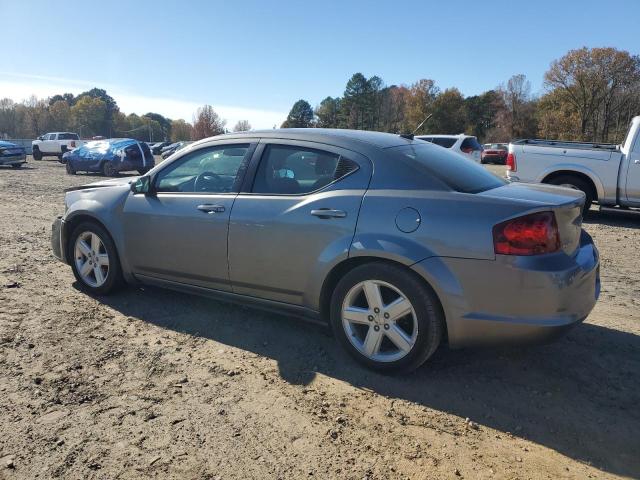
[130, 175, 151, 194]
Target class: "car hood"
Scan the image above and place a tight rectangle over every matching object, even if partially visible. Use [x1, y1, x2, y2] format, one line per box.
[65, 176, 138, 192]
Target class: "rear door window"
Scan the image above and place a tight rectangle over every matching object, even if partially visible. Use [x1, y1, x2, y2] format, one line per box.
[252, 144, 358, 195]
[429, 137, 457, 148]
[391, 144, 506, 193]
[58, 133, 79, 140]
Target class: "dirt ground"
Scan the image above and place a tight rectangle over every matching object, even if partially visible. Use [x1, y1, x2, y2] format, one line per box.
[0, 158, 638, 480]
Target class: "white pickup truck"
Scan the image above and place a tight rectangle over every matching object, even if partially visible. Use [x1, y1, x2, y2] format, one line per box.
[32, 132, 84, 161]
[507, 116, 640, 214]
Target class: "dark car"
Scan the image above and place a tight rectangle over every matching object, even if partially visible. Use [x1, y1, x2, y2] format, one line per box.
[481, 143, 508, 164]
[63, 138, 155, 177]
[0, 140, 27, 168]
[161, 141, 192, 159]
[152, 141, 172, 155]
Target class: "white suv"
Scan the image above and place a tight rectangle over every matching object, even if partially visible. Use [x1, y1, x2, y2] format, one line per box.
[415, 134, 483, 163]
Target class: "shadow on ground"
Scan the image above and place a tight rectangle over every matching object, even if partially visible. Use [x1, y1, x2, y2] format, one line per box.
[93, 284, 640, 477]
[584, 207, 640, 230]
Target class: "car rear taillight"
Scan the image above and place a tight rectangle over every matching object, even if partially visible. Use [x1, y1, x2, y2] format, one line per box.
[506, 152, 516, 171]
[493, 211, 560, 256]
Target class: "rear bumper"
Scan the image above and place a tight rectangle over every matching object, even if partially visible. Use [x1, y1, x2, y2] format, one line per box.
[51, 216, 67, 263]
[412, 230, 600, 348]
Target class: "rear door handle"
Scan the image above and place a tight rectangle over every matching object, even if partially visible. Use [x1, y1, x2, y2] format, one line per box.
[310, 208, 347, 219]
[197, 204, 225, 214]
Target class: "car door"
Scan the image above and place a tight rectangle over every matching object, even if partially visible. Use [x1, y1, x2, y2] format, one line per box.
[624, 133, 640, 205]
[228, 140, 371, 306]
[42, 134, 56, 153]
[122, 141, 256, 291]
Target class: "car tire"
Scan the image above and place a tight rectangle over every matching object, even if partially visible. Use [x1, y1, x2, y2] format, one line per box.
[32, 148, 42, 161]
[102, 161, 117, 177]
[68, 222, 124, 295]
[330, 262, 443, 373]
[547, 175, 594, 217]
[66, 161, 76, 175]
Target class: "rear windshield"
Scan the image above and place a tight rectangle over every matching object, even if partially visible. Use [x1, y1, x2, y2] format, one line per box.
[421, 137, 457, 148]
[461, 137, 482, 151]
[58, 133, 79, 140]
[391, 143, 506, 193]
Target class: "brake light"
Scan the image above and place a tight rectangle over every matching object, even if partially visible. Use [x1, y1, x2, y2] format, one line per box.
[493, 211, 560, 256]
[506, 152, 516, 171]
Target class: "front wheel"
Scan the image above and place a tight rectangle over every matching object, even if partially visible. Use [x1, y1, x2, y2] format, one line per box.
[32, 148, 42, 161]
[68, 222, 124, 295]
[66, 161, 76, 175]
[330, 262, 443, 373]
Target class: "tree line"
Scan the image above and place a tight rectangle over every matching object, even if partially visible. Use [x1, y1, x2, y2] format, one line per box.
[0, 88, 252, 142]
[1, 47, 638, 144]
[282, 47, 640, 144]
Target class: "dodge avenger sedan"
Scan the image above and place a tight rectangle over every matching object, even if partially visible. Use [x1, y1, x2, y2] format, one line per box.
[51, 129, 600, 372]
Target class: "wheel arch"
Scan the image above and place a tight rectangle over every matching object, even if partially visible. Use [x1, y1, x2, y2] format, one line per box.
[63, 213, 116, 263]
[318, 256, 448, 341]
[540, 169, 600, 201]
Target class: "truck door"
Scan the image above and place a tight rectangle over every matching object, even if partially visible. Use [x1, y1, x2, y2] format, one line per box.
[625, 135, 640, 205]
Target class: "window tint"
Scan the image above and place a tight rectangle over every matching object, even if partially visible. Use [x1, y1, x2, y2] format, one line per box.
[155, 144, 249, 193]
[47, 134, 57, 140]
[252, 145, 356, 195]
[460, 137, 482, 151]
[58, 133, 79, 140]
[392, 144, 505, 194]
[424, 137, 457, 148]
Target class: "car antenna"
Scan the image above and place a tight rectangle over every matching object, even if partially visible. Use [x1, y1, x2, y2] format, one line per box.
[399, 114, 432, 140]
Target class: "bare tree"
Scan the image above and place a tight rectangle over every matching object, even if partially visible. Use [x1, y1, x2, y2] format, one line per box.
[233, 120, 251, 132]
[192, 105, 226, 140]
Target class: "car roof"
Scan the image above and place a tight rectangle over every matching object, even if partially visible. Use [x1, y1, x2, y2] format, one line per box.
[416, 134, 471, 139]
[201, 128, 420, 150]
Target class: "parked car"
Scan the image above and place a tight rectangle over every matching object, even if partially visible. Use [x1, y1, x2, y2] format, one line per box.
[152, 141, 172, 155]
[0, 140, 27, 168]
[507, 115, 640, 215]
[62, 138, 155, 176]
[161, 141, 191, 159]
[481, 143, 508, 164]
[416, 134, 483, 162]
[51, 129, 599, 373]
[32, 132, 83, 161]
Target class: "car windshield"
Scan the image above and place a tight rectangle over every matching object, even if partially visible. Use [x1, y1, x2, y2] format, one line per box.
[391, 143, 506, 193]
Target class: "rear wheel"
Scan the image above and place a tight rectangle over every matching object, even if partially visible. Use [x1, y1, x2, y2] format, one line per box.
[66, 161, 76, 175]
[330, 262, 443, 373]
[68, 222, 124, 295]
[547, 175, 594, 217]
[102, 161, 117, 177]
[32, 148, 42, 161]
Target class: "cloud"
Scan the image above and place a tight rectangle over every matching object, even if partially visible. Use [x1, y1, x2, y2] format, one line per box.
[0, 73, 286, 129]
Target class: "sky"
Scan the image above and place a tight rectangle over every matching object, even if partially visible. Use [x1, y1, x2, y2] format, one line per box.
[1, 0, 639, 129]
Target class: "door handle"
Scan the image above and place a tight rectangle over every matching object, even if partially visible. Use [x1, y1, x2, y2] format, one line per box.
[197, 204, 225, 214]
[310, 208, 347, 219]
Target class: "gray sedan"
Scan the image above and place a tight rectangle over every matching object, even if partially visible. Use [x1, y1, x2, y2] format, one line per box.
[51, 129, 600, 372]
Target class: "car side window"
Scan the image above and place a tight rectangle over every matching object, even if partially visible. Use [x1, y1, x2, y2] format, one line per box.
[155, 144, 250, 194]
[252, 144, 356, 195]
[48, 134, 57, 140]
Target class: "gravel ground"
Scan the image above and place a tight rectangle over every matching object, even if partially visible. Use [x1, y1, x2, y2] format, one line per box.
[0, 159, 639, 480]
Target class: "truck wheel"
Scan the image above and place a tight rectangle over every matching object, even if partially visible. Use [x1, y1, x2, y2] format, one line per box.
[102, 161, 117, 177]
[32, 148, 42, 161]
[548, 175, 594, 217]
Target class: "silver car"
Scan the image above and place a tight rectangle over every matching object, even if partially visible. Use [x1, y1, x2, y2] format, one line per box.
[51, 129, 600, 372]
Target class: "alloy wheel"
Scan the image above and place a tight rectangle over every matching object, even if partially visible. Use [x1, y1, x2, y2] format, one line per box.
[341, 280, 418, 363]
[74, 231, 110, 288]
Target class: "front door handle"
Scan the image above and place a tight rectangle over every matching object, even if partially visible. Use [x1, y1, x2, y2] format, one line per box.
[197, 204, 225, 214]
[310, 208, 347, 219]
